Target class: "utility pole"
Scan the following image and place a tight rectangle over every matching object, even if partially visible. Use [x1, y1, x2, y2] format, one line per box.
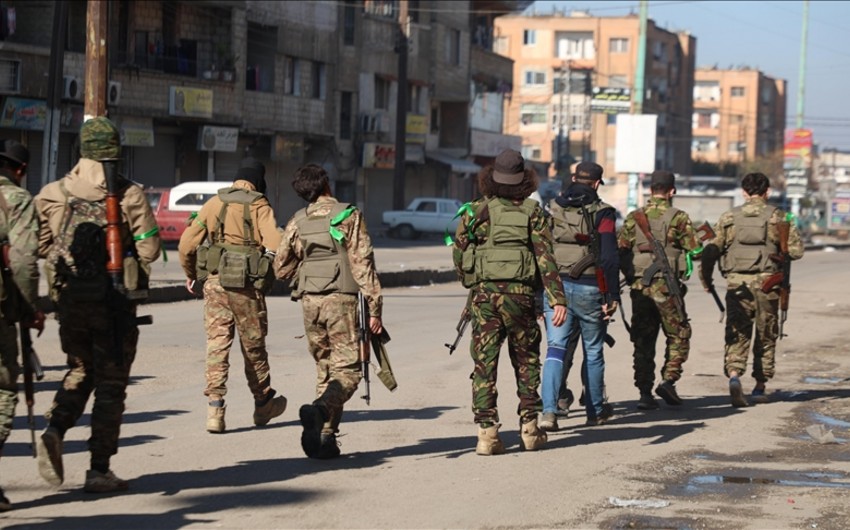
[40, 2, 68, 191]
[84, 0, 109, 120]
[392, 1, 409, 211]
[627, 0, 649, 211]
[792, 0, 809, 218]
[556, 61, 567, 176]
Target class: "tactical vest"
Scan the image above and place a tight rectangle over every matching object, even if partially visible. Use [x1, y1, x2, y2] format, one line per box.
[720, 204, 779, 274]
[632, 206, 686, 278]
[291, 202, 359, 299]
[200, 187, 275, 292]
[471, 197, 537, 285]
[549, 199, 614, 277]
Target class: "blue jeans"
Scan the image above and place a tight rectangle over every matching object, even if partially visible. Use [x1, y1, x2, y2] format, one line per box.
[542, 281, 607, 419]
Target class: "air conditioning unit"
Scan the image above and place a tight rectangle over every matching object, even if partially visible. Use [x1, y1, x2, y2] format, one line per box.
[107, 81, 122, 106]
[63, 76, 82, 101]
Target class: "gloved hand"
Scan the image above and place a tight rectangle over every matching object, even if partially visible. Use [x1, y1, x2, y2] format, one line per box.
[23, 310, 45, 337]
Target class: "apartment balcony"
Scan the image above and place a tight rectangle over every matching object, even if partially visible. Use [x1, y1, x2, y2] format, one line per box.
[471, 46, 513, 93]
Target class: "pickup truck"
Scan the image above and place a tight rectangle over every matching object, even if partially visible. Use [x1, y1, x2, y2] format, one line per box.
[382, 197, 463, 239]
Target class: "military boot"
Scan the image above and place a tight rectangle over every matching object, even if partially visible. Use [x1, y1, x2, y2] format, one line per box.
[520, 418, 547, 451]
[475, 424, 505, 456]
[254, 394, 287, 426]
[206, 404, 226, 433]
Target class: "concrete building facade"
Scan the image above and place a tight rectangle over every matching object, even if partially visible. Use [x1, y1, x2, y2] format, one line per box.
[0, 0, 524, 229]
[494, 11, 696, 187]
[691, 67, 786, 167]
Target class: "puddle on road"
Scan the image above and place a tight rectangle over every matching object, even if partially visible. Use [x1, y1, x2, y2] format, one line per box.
[803, 376, 845, 384]
[810, 413, 850, 429]
[682, 472, 850, 494]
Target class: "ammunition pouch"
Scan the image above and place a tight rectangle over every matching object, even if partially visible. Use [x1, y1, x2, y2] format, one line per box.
[460, 247, 476, 288]
[205, 243, 274, 293]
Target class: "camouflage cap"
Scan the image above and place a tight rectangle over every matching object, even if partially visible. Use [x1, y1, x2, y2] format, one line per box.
[79, 117, 121, 160]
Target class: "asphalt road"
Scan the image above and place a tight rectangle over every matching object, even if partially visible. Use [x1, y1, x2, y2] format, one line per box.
[2, 248, 850, 529]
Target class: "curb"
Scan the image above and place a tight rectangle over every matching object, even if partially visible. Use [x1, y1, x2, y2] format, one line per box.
[141, 269, 459, 306]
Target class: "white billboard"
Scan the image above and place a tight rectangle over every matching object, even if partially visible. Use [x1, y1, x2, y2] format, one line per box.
[615, 114, 657, 174]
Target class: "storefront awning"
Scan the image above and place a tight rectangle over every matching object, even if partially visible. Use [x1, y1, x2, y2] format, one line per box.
[426, 151, 481, 174]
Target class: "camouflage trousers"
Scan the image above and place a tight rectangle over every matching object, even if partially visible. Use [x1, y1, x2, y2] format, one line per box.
[47, 298, 138, 469]
[203, 276, 274, 403]
[301, 293, 362, 434]
[630, 280, 691, 392]
[724, 277, 780, 381]
[469, 290, 542, 426]
[0, 317, 20, 447]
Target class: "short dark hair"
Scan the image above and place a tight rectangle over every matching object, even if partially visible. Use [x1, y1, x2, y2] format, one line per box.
[477, 165, 538, 200]
[292, 164, 329, 203]
[741, 172, 770, 196]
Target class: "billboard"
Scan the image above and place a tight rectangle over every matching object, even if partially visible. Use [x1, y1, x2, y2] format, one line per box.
[784, 128, 813, 199]
[615, 114, 657, 174]
[590, 87, 631, 114]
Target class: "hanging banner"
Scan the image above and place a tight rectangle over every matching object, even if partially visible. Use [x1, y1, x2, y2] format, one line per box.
[169, 87, 213, 118]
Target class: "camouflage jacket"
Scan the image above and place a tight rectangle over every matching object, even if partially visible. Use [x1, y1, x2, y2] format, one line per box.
[707, 197, 804, 286]
[0, 175, 39, 312]
[452, 196, 566, 308]
[618, 197, 701, 289]
[275, 196, 383, 318]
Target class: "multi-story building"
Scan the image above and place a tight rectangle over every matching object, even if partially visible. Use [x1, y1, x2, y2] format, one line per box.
[0, 0, 523, 227]
[494, 11, 696, 194]
[692, 66, 786, 167]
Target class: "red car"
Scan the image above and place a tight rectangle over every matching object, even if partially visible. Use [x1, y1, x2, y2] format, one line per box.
[145, 182, 226, 243]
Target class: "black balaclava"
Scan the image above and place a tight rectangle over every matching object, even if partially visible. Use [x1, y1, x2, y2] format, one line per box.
[236, 157, 267, 194]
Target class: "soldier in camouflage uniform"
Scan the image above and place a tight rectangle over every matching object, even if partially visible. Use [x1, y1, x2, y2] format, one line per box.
[274, 164, 382, 459]
[452, 149, 566, 455]
[618, 170, 701, 410]
[0, 141, 44, 511]
[700, 172, 804, 407]
[178, 158, 286, 433]
[35, 117, 161, 493]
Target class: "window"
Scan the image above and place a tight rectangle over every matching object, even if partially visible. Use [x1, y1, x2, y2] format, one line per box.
[246, 23, 277, 92]
[445, 29, 461, 66]
[520, 104, 547, 125]
[557, 32, 595, 60]
[524, 70, 547, 86]
[731, 86, 745, 97]
[311, 61, 326, 100]
[761, 86, 773, 104]
[610, 38, 628, 53]
[0, 60, 21, 93]
[523, 29, 537, 46]
[728, 141, 746, 154]
[732, 114, 744, 124]
[408, 84, 424, 113]
[340, 91, 353, 140]
[343, 4, 356, 45]
[693, 111, 719, 129]
[409, 0, 421, 23]
[365, 0, 398, 18]
[521, 145, 542, 160]
[375, 76, 390, 110]
[430, 104, 439, 133]
[285, 57, 301, 96]
[692, 137, 717, 152]
[416, 201, 437, 212]
[694, 81, 720, 102]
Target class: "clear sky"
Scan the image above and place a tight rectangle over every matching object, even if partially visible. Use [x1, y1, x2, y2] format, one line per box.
[525, 0, 850, 150]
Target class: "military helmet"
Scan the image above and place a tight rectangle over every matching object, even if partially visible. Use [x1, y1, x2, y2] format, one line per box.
[79, 116, 121, 160]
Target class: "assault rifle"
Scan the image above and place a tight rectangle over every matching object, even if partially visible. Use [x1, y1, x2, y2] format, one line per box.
[102, 160, 153, 366]
[357, 292, 371, 405]
[0, 241, 45, 456]
[444, 292, 472, 355]
[20, 325, 44, 457]
[761, 219, 792, 339]
[633, 210, 687, 323]
[694, 222, 725, 322]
